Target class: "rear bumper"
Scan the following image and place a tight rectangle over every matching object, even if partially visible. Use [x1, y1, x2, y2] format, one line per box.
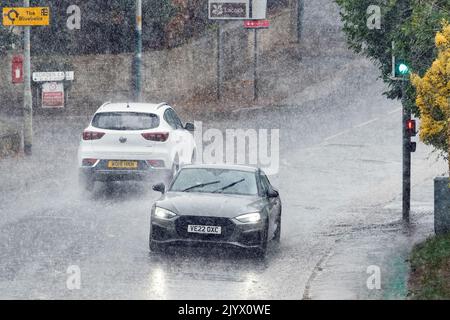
[79, 165, 169, 182]
[150, 216, 265, 249]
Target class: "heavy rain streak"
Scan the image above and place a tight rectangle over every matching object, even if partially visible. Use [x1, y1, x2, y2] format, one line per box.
[0, 0, 448, 301]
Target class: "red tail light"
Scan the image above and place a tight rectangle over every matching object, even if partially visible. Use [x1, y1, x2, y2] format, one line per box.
[82, 158, 97, 166]
[141, 132, 169, 142]
[83, 131, 105, 140]
[146, 160, 165, 167]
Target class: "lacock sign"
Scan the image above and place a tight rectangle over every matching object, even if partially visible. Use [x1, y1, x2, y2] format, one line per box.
[209, 0, 250, 19]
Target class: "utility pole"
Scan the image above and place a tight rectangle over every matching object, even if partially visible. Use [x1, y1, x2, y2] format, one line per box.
[23, 0, 32, 156]
[133, 0, 142, 102]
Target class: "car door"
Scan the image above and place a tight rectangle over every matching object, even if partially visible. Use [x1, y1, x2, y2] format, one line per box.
[260, 172, 280, 239]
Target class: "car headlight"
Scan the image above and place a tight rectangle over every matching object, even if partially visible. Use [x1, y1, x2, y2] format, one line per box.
[235, 212, 261, 223]
[153, 207, 177, 220]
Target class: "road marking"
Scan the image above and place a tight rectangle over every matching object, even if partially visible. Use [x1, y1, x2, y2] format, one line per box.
[387, 108, 402, 115]
[354, 118, 378, 128]
[323, 130, 350, 141]
[231, 105, 266, 113]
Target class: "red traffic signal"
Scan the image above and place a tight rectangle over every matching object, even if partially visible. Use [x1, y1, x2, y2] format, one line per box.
[406, 119, 416, 136]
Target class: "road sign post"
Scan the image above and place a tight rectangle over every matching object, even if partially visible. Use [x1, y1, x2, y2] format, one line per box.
[253, 28, 258, 101]
[217, 21, 224, 101]
[244, 19, 269, 101]
[209, 1, 267, 102]
[3, 3, 50, 156]
[23, 1, 33, 155]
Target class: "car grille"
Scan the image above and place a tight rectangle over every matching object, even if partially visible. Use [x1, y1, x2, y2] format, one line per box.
[175, 216, 235, 241]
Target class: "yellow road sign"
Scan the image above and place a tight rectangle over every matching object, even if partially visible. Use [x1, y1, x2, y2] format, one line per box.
[2, 7, 50, 26]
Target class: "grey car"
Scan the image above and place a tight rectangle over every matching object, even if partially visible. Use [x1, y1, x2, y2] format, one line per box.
[149, 164, 282, 256]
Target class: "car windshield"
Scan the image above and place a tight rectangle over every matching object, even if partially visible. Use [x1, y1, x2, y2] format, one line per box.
[170, 168, 258, 196]
[92, 112, 159, 130]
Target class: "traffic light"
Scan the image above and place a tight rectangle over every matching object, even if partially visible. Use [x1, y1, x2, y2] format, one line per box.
[406, 119, 416, 136]
[393, 58, 410, 78]
[405, 119, 417, 153]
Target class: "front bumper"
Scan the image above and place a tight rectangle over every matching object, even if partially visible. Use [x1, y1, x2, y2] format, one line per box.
[80, 160, 169, 182]
[150, 215, 265, 249]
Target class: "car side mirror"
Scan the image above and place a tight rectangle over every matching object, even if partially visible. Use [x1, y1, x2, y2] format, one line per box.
[152, 182, 165, 194]
[184, 122, 195, 131]
[267, 189, 279, 198]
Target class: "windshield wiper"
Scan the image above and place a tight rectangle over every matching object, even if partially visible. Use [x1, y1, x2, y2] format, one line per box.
[212, 179, 245, 193]
[182, 180, 221, 192]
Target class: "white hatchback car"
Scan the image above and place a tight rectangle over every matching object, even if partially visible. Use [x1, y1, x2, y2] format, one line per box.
[78, 102, 196, 191]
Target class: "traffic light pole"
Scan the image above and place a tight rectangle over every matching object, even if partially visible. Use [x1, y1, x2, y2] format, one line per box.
[402, 77, 411, 222]
[23, 0, 33, 156]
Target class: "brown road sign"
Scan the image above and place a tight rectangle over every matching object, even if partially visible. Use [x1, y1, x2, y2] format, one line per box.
[2, 7, 50, 26]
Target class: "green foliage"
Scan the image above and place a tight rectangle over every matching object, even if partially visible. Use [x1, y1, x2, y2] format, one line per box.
[335, 0, 450, 117]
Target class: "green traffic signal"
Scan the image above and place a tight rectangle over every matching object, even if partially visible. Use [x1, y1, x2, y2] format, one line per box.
[395, 59, 410, 77]
[398, 63, 409, 74]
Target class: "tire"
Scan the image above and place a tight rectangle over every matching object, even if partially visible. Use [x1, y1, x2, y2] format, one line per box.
[274, 213, 281, 242]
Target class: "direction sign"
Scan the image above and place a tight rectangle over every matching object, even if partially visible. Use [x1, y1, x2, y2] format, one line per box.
[32, 71, 74, 82]
[2, 7, 50, 26]
[244, 19, 270, 28]
[209, 0, 250, 20]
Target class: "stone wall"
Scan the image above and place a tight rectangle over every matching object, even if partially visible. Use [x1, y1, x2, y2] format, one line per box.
[0, 9, 294, 116]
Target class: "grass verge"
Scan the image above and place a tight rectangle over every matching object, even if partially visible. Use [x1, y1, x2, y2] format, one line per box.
[408, 233, 450, 299]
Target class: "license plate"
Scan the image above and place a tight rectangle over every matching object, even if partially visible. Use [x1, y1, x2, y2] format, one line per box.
[107, 160, 138, 169]
[187, 225, 222, 235]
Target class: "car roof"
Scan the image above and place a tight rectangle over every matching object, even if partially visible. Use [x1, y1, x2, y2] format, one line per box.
[95, 102, 168, 114]
[181, 164, 259, 173]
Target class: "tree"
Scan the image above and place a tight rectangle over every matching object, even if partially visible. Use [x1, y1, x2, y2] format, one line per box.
[335, 0, 450, 119]
[412, 24, 450, 172]
[0, 0, 21, 55]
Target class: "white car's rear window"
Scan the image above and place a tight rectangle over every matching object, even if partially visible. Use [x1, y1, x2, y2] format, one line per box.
[92, 112, 159, 130]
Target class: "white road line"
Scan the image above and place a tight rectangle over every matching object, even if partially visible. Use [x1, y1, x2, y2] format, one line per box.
[354, 118, 378, 128]
[387, 107, 402, 115]
[323, 130, 349, 141]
